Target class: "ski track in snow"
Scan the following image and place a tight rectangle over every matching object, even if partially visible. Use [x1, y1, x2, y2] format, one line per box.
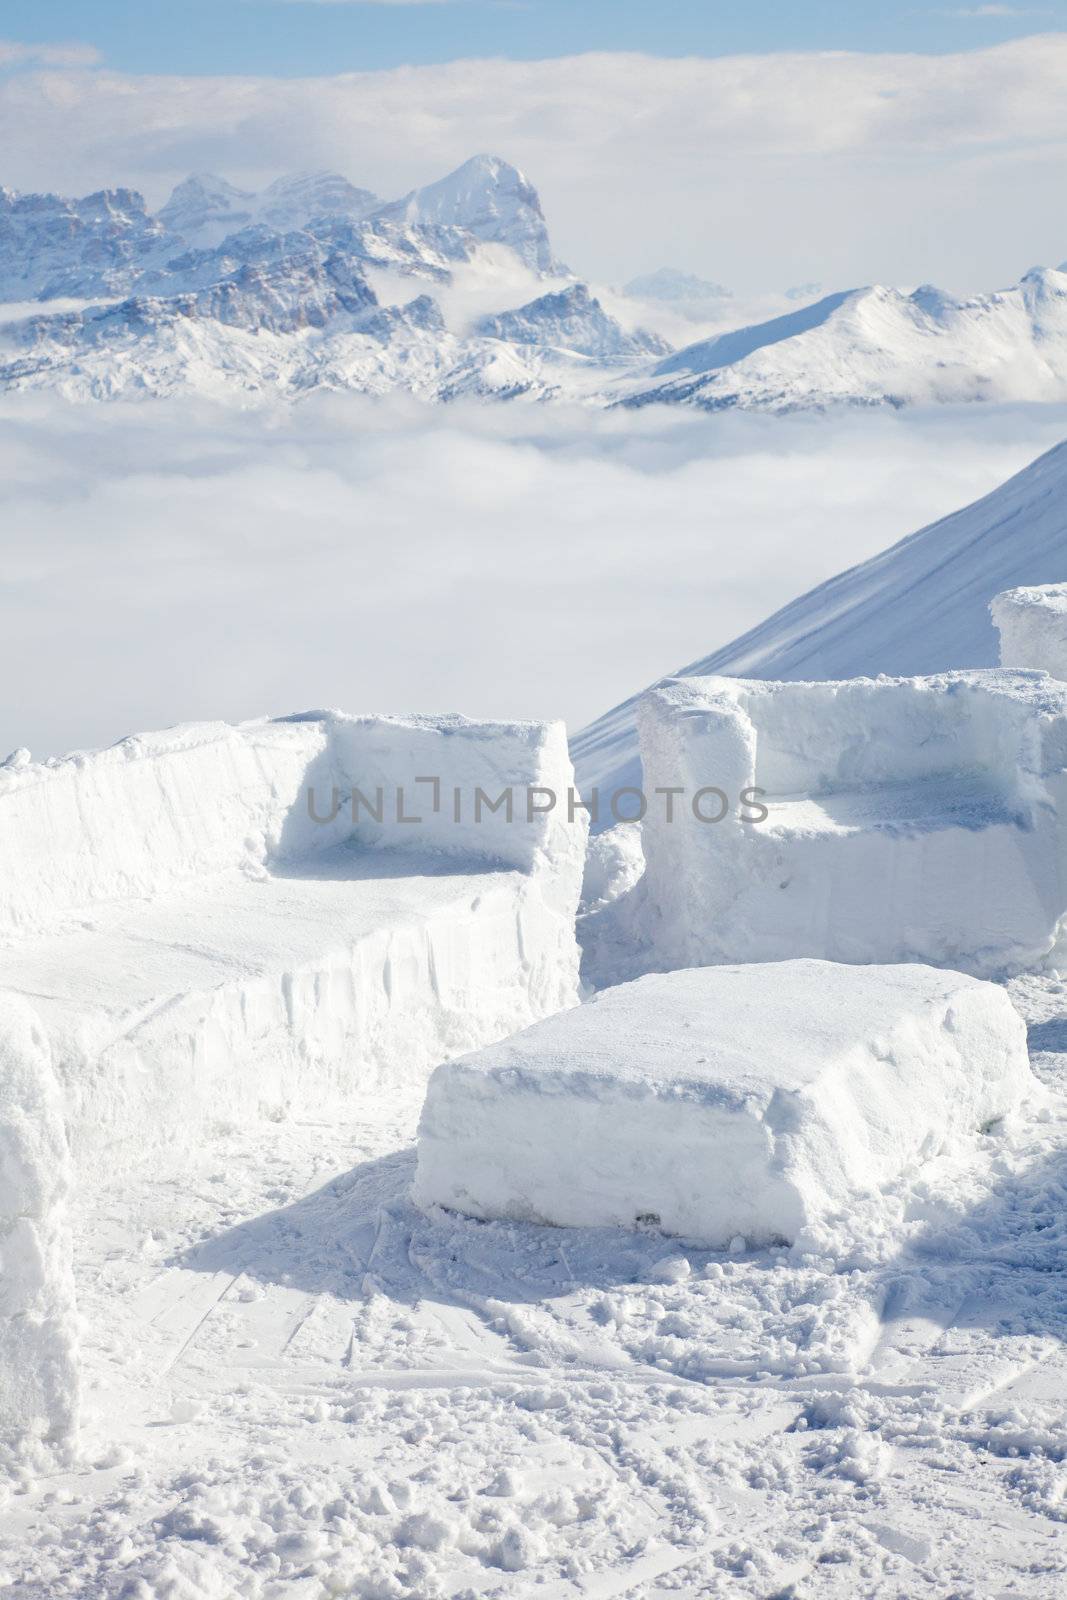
[1, 985, 1066, 1597]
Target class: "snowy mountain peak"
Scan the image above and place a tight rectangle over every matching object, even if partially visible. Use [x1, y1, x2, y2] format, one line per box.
[157, 170, 380, 246]
[0, 182, 152, 223]
[1018, 264, 1067, 304]
[621, 267, 1067, 411]
[478, 282, 671, 365]
[157, 173, 256, 240]
[166, 172, 250, 203]
[625, 267, 732, 304]
[256, 171, 379, 230]
[907, 283, 958, 319]
[374, 154, 560, 274]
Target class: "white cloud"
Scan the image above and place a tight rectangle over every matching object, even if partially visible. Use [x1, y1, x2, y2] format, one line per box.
[947, 6, 1048, 16]
[2, 38, 1067, 288]
[2, 394, 1065, 761]
[0, 39, 101, 69]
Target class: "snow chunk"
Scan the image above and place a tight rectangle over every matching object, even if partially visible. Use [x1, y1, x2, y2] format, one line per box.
[635, 670, 1067, 978]
[579, 823, 644, 914]
[0, 995, 78, 1463]
[992, 583, 1067, 681]
[414, 961, 1034, 1247]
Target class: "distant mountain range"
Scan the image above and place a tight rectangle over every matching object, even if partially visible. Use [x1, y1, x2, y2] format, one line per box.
[5, 153, 1067, 409]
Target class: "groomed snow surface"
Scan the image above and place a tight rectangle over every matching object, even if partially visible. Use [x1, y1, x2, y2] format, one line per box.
[415, 962, 1035, 1247]
[1, 973, 1065, 1598]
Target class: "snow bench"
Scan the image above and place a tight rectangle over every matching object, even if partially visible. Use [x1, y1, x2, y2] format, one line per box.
[991, 584, 1067, 681]
[415, 961, 1033, 1247]
[635, 670, 1067, 977]
[0, 710, 585, 1461]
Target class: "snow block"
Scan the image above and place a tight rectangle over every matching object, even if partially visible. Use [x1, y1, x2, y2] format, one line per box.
[635, 671, 1067, 978]
[991, 584, 1067, 681]
[0, 995, 78, 1464]
[414, 961, 1033, 1247]
[0, 709, 584, 1455]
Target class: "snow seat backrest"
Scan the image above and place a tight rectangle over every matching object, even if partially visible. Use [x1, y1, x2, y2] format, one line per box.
[0, 711, 577, 940]
[635, 670, 1067, 976]
[639, 671, 1067, 805]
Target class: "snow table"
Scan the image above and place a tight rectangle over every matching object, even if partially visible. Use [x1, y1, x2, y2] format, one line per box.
[415, 960, 1034, 1248]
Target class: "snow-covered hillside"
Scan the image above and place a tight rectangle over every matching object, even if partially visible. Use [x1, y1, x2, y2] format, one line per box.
[573, 436, 1067, 797]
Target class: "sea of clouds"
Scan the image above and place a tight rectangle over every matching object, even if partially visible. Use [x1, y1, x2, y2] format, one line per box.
[4, 394, 1067, 761]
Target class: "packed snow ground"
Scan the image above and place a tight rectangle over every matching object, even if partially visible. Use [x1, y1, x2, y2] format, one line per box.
[1, 973, 1064, 1598]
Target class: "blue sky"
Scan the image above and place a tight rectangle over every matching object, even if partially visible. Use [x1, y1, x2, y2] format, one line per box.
[2, 1, 1063, 76]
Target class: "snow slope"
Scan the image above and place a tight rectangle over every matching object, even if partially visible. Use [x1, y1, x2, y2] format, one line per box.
[573, 437, 1067, 798]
